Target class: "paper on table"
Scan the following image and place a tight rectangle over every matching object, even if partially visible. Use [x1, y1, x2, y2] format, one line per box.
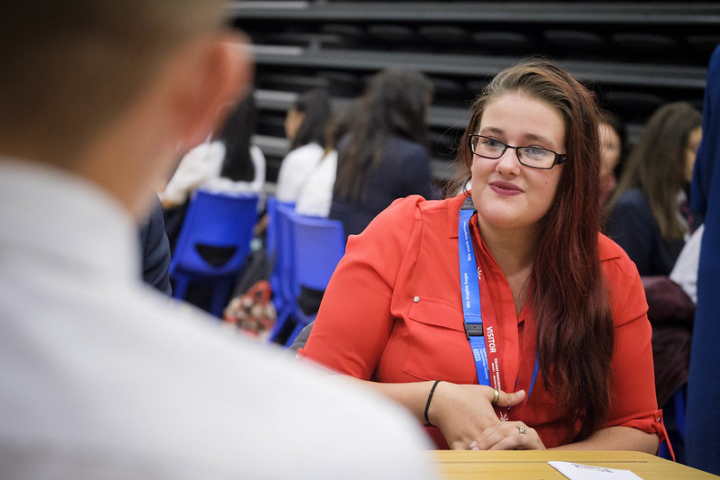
[549, 461, 644, 480]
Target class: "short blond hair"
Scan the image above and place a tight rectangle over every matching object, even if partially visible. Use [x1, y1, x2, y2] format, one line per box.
[0, 1, 227, 154]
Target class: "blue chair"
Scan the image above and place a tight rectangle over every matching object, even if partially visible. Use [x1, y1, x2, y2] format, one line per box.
[284, 211, 345, 346]
[659, 386, 686, 462]
[169, 189, 259, 317]
[266, 198, 295, 312]
[265, 196, 281, 264]
[268, 202, 299, 343]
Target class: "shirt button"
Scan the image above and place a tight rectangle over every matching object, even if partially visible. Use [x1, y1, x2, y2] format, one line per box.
[413, 296, 420, 303]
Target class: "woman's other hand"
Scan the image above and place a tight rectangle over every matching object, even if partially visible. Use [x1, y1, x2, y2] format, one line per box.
[470, 421, 546, 450]
[427, 383, 526, 450]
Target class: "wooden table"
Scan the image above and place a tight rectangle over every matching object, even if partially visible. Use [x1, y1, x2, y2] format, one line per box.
[432, 450, 719, 479]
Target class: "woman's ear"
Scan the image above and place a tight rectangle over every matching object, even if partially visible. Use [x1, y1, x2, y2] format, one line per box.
[168, 31, 255, 151]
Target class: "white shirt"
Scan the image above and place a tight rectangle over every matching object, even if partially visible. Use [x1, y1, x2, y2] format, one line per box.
[670, 224, 704, 304]
[296, 150, 338, 218]
[161, 141, 266, 206]
[275, 142, 325, 203]
[205, 145, 267, 195]
[0, 160, 437, 479]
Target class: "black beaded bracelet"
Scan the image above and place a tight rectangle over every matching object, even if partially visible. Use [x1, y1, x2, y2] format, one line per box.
[424, 380, 442, 426]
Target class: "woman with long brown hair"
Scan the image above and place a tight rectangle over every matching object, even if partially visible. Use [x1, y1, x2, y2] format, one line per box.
[330, 68, 435, 238]
[605, 102, 702, 276]
[300, 59, 663, 452]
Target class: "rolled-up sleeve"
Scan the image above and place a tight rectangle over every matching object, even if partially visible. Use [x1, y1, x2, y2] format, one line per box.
[601, 237, 665, 441]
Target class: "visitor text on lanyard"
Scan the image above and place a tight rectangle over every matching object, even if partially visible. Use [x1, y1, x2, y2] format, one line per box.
[458, 199, 539, 401]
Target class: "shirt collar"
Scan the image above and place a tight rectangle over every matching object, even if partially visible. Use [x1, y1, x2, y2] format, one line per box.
[447, 191, 471, 239]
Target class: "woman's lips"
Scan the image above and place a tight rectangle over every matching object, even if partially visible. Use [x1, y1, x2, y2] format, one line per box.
[489, 181, 522, 196]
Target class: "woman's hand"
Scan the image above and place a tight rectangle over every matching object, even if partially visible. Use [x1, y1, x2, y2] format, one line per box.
[427, 382, 526, 450]
[470, 421, 546, 450]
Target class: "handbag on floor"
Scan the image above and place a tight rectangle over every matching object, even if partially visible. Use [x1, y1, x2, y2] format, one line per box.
[223, 280, 276, 340]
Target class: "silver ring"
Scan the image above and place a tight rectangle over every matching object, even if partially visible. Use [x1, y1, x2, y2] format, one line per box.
[492, 389, 499, 404]
[517, 425, 526, 435]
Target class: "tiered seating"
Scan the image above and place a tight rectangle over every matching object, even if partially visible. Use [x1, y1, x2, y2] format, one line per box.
[230, 1, 719, 188]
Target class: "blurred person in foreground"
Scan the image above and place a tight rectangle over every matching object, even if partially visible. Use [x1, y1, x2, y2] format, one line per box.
[0, 2, 436, 478]
[686, 44, 720, 476]
[302, 59, 664, 453]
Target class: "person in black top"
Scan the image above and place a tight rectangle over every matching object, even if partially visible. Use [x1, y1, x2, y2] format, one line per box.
[330, 68, 436, 238]
[605, 102, 702, 276]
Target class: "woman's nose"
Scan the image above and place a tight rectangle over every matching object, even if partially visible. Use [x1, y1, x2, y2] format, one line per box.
[496, 147, 520, 174]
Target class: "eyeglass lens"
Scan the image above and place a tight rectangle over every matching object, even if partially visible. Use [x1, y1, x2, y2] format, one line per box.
[471, 136, 555, 169]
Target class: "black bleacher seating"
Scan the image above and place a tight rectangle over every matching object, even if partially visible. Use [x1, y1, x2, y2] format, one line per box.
[428, 77, 467, 106]
[418, 25, 472, 47]
[231, 1, 718, 185]
[544, 30, 607, 55]
[263, 32, 346, 49]
[472, 31, 531, 54]
[319, 23, 366, 49]
[465, 80, 490, 98]
[687, 35, 720, 54]
[366, 24, 417, 47]
[602, 91, 666, 122]
[258, 73, 330, 93]
[611, 33, 679, 61]
[316, 70, 361, 97]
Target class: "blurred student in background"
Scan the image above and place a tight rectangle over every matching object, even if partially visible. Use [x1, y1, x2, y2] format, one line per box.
[598, 111, 628, 207]
[161, 91, 265, 207]
[605, 102, 702, 277]
[330, 68, 436, 238]
[275, 88, 331, 203]
[296, 100, 359, 218]
[605, 103, 702, 458]
[161, 92, 266, 249]
[139, 196, 172, 295]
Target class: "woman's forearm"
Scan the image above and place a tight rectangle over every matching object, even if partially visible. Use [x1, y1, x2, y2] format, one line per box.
[349, 379, 526, 450]
[552, 426, 659, 454]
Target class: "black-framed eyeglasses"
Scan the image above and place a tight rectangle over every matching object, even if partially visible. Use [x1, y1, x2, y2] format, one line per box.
[468, 134, 567, 170]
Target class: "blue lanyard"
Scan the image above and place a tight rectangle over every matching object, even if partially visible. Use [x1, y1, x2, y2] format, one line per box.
[458, 199, 539, 400]
[459, 201, 491, 386]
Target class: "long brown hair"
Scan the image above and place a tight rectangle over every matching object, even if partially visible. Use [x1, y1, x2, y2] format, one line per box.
[606, 102, 702, 241]
[451, 59, 614, 442]
[334, 68, 433, 202]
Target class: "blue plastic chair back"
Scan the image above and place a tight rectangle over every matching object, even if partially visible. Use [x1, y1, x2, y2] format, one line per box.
[268, 202, 299, 341]
[170, 189, 259, 278]
[659, 386, 686, 461]
[267, 198, 295, 300]
[274, 203, 298, 308]
[273, 211, 345, 346]
[289, 212, 346, 295]
[266, 196, 280, 262]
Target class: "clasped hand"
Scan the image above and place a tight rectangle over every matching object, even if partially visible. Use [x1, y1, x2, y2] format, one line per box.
[427, 383, 545, 450]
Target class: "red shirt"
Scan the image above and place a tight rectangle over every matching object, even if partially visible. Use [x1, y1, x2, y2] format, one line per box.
[302, 193, 663, 449]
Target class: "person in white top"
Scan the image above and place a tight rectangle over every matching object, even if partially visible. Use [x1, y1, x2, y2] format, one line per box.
[0, 3, 437, 479]
[670, 223, 704, 304]
[275, 89, 331, 203]
[295, 149, 338, 217]
[296, 100, 359, 218]
[161, 92, 266, 208]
